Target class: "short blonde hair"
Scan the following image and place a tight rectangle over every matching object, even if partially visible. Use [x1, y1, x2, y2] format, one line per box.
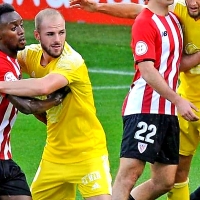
[35, 8, 65, 31]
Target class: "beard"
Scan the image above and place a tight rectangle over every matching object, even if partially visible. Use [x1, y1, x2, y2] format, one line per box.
[188, 9, 200, 18]
[40, 42, 64, 58]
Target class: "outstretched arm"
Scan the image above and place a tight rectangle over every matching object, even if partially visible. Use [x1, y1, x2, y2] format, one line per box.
[70, 0, 145, 19]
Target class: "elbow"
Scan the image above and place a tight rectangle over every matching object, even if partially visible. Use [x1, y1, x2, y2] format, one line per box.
[36, 86, 52, 96]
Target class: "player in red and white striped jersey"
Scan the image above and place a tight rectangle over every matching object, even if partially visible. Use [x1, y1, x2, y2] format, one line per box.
[0, 52, 21, 160]
[0, 3, 32, 199]
[114, 5, 199, 199]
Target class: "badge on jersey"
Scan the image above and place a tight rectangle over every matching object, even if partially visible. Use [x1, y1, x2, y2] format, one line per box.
[135, 41, 148, 56]
[4, 72, 17, 81]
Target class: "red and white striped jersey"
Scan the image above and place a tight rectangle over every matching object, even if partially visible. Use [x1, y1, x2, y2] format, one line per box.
[0, 51, 21, 160]
[122, 9, 183, 116]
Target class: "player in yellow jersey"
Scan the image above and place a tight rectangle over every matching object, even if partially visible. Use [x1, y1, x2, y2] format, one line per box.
[0, 8, 112, 200]
[70, 0, 200, 200]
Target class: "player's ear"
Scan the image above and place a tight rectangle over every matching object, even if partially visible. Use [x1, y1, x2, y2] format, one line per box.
[34, 30, 40, 41]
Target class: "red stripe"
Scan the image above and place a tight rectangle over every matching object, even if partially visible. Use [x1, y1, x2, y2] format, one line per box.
[142, 84, 153, 113]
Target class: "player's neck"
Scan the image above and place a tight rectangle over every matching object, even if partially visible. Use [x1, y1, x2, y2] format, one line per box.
[147, 3, 169, 16]
[40, 52, 54, 67]
[0, 47, 17, 59]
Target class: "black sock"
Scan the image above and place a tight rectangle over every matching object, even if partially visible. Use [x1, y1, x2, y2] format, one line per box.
[128, 194, 135, 200]
[190, 186, 200, 200]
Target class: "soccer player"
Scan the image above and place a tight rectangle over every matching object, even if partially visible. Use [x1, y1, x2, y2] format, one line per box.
[0, 8, 112, 200]
[0, 3, 68, 200]
[70, 0, 200, 199]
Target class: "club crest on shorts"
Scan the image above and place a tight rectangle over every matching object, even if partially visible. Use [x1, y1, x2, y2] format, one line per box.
[138, 142, 148, 153]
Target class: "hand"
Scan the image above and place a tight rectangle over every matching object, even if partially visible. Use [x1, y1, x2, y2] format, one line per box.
[47, 86, 71, 106]
[175, 98, 199, 121]
[70, 0, 97, 12]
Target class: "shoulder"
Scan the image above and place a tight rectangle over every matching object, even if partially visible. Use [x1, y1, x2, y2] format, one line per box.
[135, 8, 154, 22]
[174, 0, 186, 7]
[24, 44, 42, 54]
[133, 9, 158, 35]
[17, 44, 42, 61]
[0, 52, 15, 67]
[58, 42, 85, 70]
[135, 9, 159, 28]
[173, 0, 187, 14]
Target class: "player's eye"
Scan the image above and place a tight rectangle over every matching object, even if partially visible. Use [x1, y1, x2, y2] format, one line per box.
[47, 33, 54, 36]
[11, 26, 17, 31]
[20, 24, 24, 29]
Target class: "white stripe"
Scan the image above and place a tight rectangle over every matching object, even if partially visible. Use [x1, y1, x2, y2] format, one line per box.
[151, 15, 170, 114]
[7, 56, 21, 77]
[124, 78, 145, 115]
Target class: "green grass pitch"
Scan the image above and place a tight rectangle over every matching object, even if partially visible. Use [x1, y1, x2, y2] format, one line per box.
[11, 21, 200, 200]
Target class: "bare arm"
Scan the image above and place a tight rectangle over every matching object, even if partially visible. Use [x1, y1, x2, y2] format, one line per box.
[139, 61, 199, 121]
[0, 73, 68, 97]
[7, 95, 60, 115]
[70, 0, 145, 19]
[180, 51, 200, 72]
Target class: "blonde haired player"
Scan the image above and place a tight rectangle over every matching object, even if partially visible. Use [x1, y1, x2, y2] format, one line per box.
[0, 8, 112, 200]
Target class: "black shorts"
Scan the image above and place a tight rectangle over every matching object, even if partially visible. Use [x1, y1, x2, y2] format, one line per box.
[120, 114, 180, 164]
[0, 159, 31, 196]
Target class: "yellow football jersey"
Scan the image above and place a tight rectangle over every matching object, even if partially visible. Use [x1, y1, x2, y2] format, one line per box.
[17, 42, 108, 163]
[174, 0, 200, 102]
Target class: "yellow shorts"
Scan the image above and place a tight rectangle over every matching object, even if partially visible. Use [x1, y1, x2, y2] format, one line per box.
[31, 155, 112, 200]
[179, 105, 200, 156]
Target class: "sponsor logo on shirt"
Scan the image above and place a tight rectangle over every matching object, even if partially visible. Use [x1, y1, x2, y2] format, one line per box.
[162, 31, 168, 37]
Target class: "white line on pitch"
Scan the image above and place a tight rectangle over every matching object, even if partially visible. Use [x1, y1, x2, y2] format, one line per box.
[88, 68, 134, 76]
[93, 85, 130, 90]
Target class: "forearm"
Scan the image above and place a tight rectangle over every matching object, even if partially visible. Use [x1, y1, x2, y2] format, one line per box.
[180, 51, 200, 72]
[95, 3, 144, 19]
[140, 65, 180, 104]
[7, 95, 58, 114]
[0, 78, 46, 97]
